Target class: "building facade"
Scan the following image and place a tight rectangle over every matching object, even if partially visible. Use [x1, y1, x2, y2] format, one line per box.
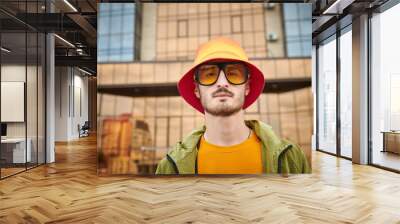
[97, 3, 312, 174]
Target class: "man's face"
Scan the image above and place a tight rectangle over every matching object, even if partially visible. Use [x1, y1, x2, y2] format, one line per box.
[194, 62, 250, 117]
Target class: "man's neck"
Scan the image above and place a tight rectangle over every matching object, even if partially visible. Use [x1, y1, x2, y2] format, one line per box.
[203, 110, 250, 146]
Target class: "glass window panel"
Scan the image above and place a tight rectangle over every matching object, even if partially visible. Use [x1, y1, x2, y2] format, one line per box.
[280, 113, 298, 142]
[123, 14, 134, 33]
[298, 111, 312, 144]
[287, 42, 302, 57]
[98, 16, 109, 35]
[267, 94, 280, 113]
[302, 41, 311, 57]
[120, 53, 133, 61]
[283, 3, 312, 57]
[1, 31, 28, 177]
[168, 97, 182, 116]
[178, 20, 188, 37]
[268, 114, 281, 136]
[124, 3, 135, 12]
[156, 98, 168, 116]
[145, 98, 156, 116]
[300, 21, 312, 36]
[371, 4, 400, 171]
[133, 98, 145, 117]
[110, 16, 122, 33]
[168, 118, 181, 147]
[182, 117, 195, 136]
[38, 33, 46, 165]
[111, 3, 123, 11]
[317, 36, 337, 154]
[115, 97, 133, 115]
[283, 4, 298, 20]
[122, 34, 134, 49]
[98, 54, 107, 62]
[108, 54, 121, 62]
[285, 21, 300, 37]
[279, 92, 295, 113]
[340, 28, 352, 158]
[98, 35, 109, 51]
[27, 32, 38, 169]
[109, 35, 122, 49]
[98, 3, 136, 63]
[298, 5, 311, 20]
[232, 15, 243, 33]
[156, 118, 167, 147]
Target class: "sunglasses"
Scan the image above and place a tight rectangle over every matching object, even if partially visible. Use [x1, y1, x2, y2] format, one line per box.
[194, 62, 249, 86]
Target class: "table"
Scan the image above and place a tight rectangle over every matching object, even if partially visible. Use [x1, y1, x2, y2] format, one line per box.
[381, 131, 400, 154]
[1, 138, 32, 164]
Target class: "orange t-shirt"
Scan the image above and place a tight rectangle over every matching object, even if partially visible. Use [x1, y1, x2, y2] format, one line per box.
[197, 132, 263, 174]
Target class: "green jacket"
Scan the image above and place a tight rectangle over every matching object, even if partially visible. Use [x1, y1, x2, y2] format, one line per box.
[156, 120, 311, 174]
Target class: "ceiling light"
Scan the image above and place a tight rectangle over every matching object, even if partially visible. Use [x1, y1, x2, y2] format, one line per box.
[1, 47, 11, 53]
[63, 0, 78, 12]
[323, 0, 354, 15]
[78, 67, 93, 76]
[323, 0, 341, 14]
[54, 34, 75, 48]
[76, 48, 85, 55]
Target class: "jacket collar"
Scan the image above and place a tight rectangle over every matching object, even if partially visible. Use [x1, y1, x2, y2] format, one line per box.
[167, 120, 292, 174]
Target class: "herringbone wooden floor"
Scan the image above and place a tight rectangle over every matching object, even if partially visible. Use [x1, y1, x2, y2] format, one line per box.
[1, 135, 400, 224]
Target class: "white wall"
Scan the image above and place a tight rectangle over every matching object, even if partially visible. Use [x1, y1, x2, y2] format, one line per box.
[72, 72, 89, 138]
[1, 65, 33, 137]
[55, 66, 69, 141]
[55, 67, 89, 141]
[1, 66, 26, 136]
[1, 82, 25, 122]
[1, 64, 46, 164]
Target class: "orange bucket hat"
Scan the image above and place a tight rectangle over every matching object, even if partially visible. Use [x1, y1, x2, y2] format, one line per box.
[177, 37, 265, 114]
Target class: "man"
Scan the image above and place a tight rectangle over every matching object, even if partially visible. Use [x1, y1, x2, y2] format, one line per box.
[156, 37, 310, 174]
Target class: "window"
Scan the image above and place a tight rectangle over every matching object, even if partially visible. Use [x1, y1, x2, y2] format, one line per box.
[390, 75, 400, 130]
[339, 26, 352, 158]
[371, 3, 400, 171]
[0, 2, 46, 179]
[98, 3, 136, 62]
[317, 35, 337, 154]
[283, 4, 312, 57]
[177, 19, 188, 37]
[231, 15, 242, 33]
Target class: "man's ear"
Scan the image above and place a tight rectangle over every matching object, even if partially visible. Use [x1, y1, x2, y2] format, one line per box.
[245, 80, 250, 96]
[194, 84, 200, 98]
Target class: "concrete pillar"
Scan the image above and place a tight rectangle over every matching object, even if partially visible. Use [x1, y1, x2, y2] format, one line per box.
[312, 45, 317, 151]
[352, 14, 369, 164]
[54, 67, 72, 141]
[88, 77, 97, 132]
[55, 67, 90, 141]
[264, 4, 285, 57]
[140, 3, 157, 60]
[46, 33, 55, 163]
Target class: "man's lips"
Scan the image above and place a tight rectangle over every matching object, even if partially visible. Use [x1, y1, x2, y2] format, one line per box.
[213, 94, 233, 98]
[212, 87, 234, 98]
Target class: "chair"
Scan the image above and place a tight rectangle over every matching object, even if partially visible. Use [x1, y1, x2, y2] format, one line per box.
[79, 121, 90, 138]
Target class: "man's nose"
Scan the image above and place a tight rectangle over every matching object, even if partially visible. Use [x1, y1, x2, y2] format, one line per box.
[215, 70, 229, 88]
